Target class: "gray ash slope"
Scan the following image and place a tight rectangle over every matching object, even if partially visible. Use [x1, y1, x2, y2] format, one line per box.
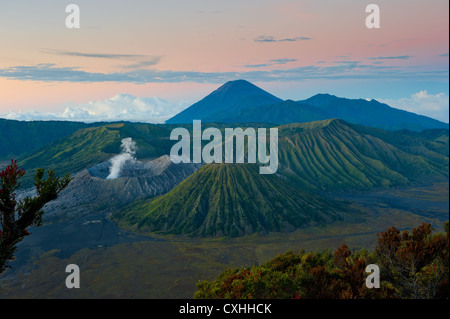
[42, 155, 202, 222]
[1, 155, 202, 279]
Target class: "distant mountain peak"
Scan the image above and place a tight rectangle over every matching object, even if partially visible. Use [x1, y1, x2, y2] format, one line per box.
[221, 79, 254, 86]
[302, 93, 340, 104]
[212, 79, 273, 96]
[166, 79, 282, 124]
[311, 93, 338, 98]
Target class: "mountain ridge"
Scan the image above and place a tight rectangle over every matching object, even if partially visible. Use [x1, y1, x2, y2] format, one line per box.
[14, 119, 448, 191]
[166, 80, 448, 132]
[112, 163, 355, 237]
[0, 119, 92, 161]
[298, 94, 448, 131]
[166, 80, 283, 124]
[277, 119, 448, 190]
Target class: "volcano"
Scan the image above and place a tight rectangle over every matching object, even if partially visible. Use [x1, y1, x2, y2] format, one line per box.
[113, 163, 355, 237]
[41, 155, 202, 222]
[165, 80, 282, 124]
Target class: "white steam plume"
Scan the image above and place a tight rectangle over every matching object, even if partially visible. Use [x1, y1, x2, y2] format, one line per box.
[106, 138, 137, 179]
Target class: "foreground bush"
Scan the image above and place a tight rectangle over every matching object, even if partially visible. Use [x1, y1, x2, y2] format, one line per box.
[194, 222, 449, 299]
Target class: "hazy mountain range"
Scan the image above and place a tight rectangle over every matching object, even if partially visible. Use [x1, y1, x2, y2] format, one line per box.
[2, 79, 448, 163]
[112, 118, 448, 237]
[3, 119, 446, 238]
[0, 79, 448, 300]
[0, 79, 448, 239]
[167, 80, 448, 132]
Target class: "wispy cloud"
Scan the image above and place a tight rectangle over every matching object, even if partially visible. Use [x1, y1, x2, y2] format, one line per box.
[254, 35, 311, 43]
[41, 49, 162, 69]
[243, 63, 271, 68]
[333, 60, 361, 64]
[243, 58, 297, 68]
[120, 58, 162, 69]
[0, 94, 188, 123]
[439, 53, 449, 57]
[378, 91, 449, 123]
[41, 49, 147, 60]
[0, 62, 447, 84]
[269, 58, 297, 64]
[0, 64, 234, 83]
[368, 55, 413, 60]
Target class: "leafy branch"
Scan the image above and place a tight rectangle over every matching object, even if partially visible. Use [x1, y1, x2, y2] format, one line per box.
[0, 160, 71, 273]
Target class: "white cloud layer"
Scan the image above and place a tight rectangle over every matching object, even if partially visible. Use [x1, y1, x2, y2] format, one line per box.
[378, 91, 449, 123]
[2, 91, 448, 124]
[0, 94, 188, 123]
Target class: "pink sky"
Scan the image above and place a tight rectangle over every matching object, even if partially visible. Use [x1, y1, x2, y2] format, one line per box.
[0, 0, 448, 121]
